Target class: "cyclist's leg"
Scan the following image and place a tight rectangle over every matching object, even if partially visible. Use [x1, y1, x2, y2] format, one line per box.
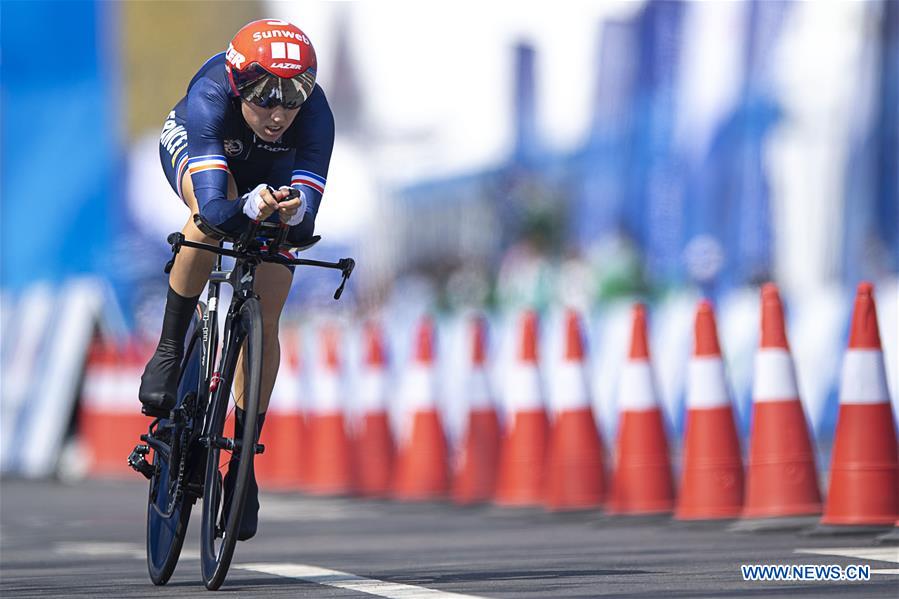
[139, 164, 239, 411]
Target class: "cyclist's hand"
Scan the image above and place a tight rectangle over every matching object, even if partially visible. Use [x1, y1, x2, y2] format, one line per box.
[275, 186, 307, 226]
[242, 183, 281, 221]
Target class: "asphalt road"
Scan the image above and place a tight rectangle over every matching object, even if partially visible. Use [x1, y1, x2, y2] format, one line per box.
[1, 478, 897, 598]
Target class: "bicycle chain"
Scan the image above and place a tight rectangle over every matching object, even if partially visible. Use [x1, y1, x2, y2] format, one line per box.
[167, 428, 189, 513]
[165, 394, 196, 514]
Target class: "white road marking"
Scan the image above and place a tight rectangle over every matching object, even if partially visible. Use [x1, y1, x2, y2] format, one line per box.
[237, 563, 488, 598]
[796, 547, 899, 575]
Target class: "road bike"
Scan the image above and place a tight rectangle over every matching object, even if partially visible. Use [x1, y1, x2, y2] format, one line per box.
[128, 212, 354, 589]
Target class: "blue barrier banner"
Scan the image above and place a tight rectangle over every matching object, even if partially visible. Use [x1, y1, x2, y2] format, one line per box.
[0, 0, 120, 290]
[512, 43, 539, 166]
[630, 0, 686, 286]
[843, 0, 899, 282]
[574, 19, 639, 246]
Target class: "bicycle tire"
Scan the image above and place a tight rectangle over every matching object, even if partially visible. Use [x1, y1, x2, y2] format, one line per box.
[146, 303, 206, 585]
[200, 297, 262, 590]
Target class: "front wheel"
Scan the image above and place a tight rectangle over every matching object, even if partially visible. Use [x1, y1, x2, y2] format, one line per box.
[200, 298, 262, 590]
[146, 304, 205, 585]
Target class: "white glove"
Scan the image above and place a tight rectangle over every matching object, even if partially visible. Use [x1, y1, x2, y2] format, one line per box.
[280, 185, 307, 226]
[241, 183, 270, 221]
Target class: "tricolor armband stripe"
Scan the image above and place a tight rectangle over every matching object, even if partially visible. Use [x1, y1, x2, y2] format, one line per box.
[188, 154, 230, 175]
[291, 169, 326, 194]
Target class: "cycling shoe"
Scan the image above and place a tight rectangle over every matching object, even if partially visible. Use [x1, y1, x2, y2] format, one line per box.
[138, 340, 183, 414]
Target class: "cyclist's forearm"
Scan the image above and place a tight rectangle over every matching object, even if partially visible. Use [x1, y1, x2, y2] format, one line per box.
[194, 187, 247, 226]
[195, 186, 250, 232]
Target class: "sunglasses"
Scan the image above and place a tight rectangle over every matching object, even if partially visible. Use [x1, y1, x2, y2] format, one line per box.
[235, 65, 315, 110]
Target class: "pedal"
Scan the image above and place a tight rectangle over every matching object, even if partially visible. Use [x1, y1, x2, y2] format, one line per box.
[128, 444, 154, 480]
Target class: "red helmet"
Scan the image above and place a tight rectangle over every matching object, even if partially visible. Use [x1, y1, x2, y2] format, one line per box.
[225, 19, 317, 109]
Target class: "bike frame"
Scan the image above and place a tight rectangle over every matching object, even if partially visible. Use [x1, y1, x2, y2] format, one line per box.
[131, 218, 355, 588]
[173, 220, 354, 446]
[200, 249, 259, 450]
[134, 222, 354, 503]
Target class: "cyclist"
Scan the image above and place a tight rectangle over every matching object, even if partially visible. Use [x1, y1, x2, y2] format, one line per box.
[139, 18, 334, 541]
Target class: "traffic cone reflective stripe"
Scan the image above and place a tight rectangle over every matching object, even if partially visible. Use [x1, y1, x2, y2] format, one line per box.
[839, 350, 889, 404]
[453, 316, 500, 505]
[393, 317, 450, 500]
[752, 349, 798, 401]
[675, 300, 744, 520]
[608, 304, 675, 515]
[495, 310, 548, 506]
[617, 361, 658, 410]
[356, 322, 394, 498]
[821, 282, 898, 526]
[687, 356, 731, 409]
[544, 309, 605, 511]
[743, 283, 821, 519]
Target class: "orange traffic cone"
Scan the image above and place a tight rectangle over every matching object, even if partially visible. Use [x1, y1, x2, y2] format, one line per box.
[355, 321, 395, 498]
[495, 310, 548, 507]
[608, 304, 675, 515]
[306, 324, 354, 495]
[393, 317, 450, 500]
[96, 338, 153, 476]
[544, 309, 606, 510]
[80, 337, 119, 475]
[255, 325, 305, 490]
[742, 284, 821, 519]
[453, 315, 501, 505]
[821, 282, 898, 526]
[675, 300, 744, 520]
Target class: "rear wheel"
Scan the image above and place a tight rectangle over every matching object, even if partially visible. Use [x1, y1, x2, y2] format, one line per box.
[200, 298, 262, 590]
[146, 304, 205, 585]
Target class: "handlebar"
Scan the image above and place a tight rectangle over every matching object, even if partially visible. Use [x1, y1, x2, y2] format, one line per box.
[163, 218, 355, 300]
